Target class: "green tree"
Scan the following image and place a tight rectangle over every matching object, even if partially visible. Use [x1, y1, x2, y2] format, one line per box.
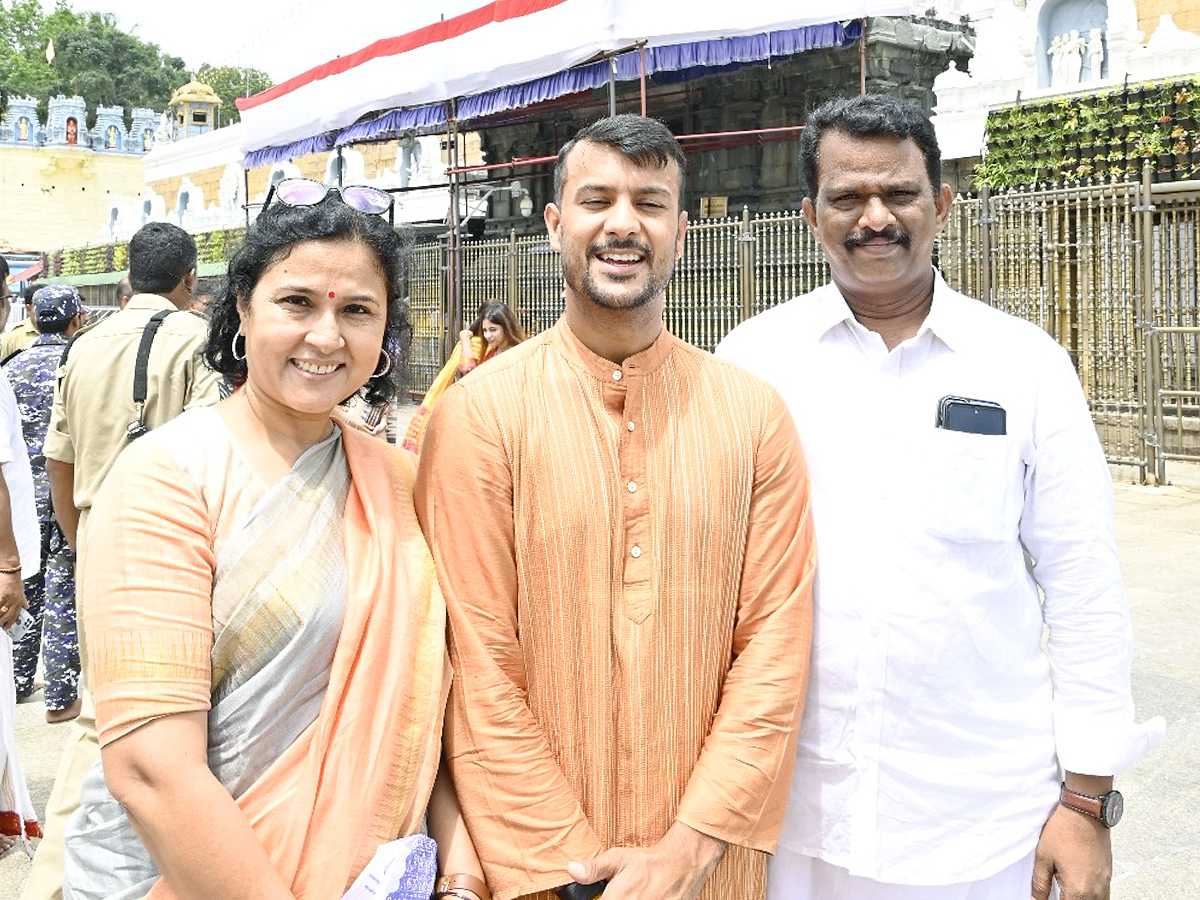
[49, 11, 188, 124]
[0, 0, 59, 108]
[0, 1, 188, 127]
[0, 2, 269, 130]
[195, 64, 274, 126]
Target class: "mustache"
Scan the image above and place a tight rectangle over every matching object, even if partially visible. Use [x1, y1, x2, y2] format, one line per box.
[588, 238, 653, 259]
[843, 227, 911, 251]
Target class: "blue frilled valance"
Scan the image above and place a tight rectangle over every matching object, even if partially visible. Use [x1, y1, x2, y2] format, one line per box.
[244, 21, 856, 168]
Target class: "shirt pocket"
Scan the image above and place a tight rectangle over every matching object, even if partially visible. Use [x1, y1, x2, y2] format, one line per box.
[921, 428, 1014, 543]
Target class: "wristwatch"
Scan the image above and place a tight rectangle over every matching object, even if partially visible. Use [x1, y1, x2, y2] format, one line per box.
[1059, 782, 1123, 828]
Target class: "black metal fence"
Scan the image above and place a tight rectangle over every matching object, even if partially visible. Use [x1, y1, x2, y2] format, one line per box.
[409, 170, 1199, 483]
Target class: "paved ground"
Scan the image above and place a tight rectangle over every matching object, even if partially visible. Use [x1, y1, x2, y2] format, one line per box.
[3, 449, 1197, 899]
[1105, 460, 1200, 897]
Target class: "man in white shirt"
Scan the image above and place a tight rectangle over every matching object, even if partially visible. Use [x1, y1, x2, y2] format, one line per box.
[717, 95, 1163, 900]
[1, 360, 42, 855]
[0, 368, 40, 627]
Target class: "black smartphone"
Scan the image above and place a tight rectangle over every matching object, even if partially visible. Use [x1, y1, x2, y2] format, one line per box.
[556, 880, 607, 900]
[937, 395, 1006, 436]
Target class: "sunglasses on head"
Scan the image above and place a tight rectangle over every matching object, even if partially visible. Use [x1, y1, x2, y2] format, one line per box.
[265, 178, 395, 224]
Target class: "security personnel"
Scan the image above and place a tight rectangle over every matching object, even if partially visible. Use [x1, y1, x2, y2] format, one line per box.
[0, 286, 41, 361]
[3, 286, 87, 722]
[23, 222, 220, 900]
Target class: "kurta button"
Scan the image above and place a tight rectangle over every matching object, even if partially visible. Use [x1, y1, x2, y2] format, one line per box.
[612, 370, 623, 381]
[627, 421, 636, 432]
[627, 481, 637, 493]
[630, 545, 642, 558]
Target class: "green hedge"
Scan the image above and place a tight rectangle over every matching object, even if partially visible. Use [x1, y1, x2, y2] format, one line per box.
[46, 227, 247, 279]
[975, 78, 1200, 188]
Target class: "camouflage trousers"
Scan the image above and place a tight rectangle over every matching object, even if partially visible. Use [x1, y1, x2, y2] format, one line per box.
[13, 520, 79, 711]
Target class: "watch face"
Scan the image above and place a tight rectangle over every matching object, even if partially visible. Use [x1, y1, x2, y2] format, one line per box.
[1102, 790, 1124, 827]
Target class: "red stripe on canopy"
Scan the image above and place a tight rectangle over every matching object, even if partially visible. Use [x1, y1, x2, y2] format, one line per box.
[237, 0, 571, 111]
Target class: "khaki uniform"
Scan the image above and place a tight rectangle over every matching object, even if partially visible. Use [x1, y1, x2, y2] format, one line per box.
[1, 317, 39, 360]
[44, 293, 220, 514]
[24, 293, 220, 900]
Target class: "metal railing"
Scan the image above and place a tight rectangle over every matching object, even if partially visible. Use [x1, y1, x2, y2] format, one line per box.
[943, 171, 1200, 481]
[408, 168, 1200, 482]
[1148, 182, 1200, 472]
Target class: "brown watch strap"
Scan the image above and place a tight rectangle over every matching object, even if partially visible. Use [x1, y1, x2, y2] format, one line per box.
[436, 873, 491, 900]
[1059, 783, 1104, 819]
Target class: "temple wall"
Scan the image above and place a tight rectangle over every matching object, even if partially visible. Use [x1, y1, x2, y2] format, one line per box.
[0, 148, 143, 250]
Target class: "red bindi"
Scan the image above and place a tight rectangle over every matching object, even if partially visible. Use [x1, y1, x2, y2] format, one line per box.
[328, 290, 336, 298]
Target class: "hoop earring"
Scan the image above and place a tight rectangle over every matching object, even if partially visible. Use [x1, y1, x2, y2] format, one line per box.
[373, 349, 392, 378]
[231, 332, 246, 362]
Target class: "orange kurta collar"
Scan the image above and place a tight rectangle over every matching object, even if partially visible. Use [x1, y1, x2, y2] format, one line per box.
[548, 316, 677, 381]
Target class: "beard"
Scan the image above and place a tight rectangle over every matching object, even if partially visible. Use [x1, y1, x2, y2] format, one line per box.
[565, 238, 677, 311]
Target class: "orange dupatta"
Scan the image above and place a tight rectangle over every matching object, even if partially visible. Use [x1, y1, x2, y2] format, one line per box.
[146, 428, 449, 900]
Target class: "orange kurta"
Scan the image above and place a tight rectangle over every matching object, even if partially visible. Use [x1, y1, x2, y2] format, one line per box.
[415, 319, 815, 900]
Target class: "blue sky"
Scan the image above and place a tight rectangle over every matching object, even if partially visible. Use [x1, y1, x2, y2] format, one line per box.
[39, 0, 483, 82]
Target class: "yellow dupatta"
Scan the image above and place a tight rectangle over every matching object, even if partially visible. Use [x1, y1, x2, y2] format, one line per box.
[402, 335, 485, 453]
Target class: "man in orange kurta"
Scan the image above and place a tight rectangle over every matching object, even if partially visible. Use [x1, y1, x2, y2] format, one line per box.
[415, 115, 815, 900]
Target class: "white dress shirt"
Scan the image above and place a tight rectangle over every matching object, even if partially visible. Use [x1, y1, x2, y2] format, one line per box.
[717, 272, 1164, 885]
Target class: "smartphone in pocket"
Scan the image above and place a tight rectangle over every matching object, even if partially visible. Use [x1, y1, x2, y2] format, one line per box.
[937, 395, 1006, 436]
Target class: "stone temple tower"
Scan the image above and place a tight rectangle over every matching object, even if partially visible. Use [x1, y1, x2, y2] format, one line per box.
[47, 95, 88, 147]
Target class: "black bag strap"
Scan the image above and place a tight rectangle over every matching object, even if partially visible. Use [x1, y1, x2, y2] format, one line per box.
[57, 332, 82, 377]
[3, 333, 71, 367]
[0, 334, 68, 371]
[124, 310, 175, 441]
[133, 310, 173, 405]
[54, 310, 177, 433]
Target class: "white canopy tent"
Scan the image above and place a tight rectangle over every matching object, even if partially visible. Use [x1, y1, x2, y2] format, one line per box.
[236, 0, 927, 339]
[237, 0, 919, 164]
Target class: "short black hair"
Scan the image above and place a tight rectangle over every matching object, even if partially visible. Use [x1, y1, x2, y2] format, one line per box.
[799, 95, 942, 200]
[553, 114, 687, 208]
[205, 193, 413, 407]
[128, 222, 198, 294]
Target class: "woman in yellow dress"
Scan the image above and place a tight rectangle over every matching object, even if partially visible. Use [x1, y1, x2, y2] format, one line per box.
[402, 301, 526, 453]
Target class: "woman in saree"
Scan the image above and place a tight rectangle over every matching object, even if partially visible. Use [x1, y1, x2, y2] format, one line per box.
[60, 181, 486, 900]
[401, 301, 526, 453]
